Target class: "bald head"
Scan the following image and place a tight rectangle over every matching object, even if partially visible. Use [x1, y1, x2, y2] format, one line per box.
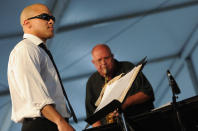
[91, 44, 112, 57]
[19, 3, 54, 42]
[20, 3, 51, 26]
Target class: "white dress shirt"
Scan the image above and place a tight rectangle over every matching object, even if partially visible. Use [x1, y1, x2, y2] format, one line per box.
[7, 34, 71, 123]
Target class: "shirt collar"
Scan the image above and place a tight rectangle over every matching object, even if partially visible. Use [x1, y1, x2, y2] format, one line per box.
[23, 34, 46, 46]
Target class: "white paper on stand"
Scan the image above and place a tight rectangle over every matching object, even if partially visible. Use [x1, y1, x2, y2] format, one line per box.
[94, 64, 143, 113]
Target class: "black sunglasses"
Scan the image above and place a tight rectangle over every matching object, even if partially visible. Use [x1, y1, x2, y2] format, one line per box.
[27, 13, 55, 22]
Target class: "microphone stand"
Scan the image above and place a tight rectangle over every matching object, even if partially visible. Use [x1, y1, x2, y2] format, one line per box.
[167, 70, 185, 131]
[172, 88, 185, 131]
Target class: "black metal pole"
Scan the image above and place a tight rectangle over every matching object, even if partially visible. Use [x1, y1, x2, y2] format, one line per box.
[172, 91, 185, 131]
[167, 70, 185, 131]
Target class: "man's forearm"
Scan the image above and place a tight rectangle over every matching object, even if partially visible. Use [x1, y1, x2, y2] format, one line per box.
[122, 92, 150, 110]
[41, 104, 74, 131]
[41, 104, 64, 124]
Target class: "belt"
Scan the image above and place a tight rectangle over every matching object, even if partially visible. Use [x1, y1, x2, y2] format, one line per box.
[24, 117, 44, 121]
[24, 117, 69, 122]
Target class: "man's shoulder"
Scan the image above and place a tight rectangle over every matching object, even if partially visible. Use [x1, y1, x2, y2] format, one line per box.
[13, 39, 37, 50]
[10, 39, 40, 57]
[87, 71, 102, 84]
[119, 61, 134, 65]
[10, 39, 25, 55]
[89, 71, 100, 80]
[117, 60, 135, 68]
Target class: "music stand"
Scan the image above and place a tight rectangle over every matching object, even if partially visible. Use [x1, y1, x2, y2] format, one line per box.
[85, 100, 129, 131]
[84, 57, 148, 131]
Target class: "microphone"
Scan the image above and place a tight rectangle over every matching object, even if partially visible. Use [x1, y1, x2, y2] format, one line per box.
[167, 70, 181, 94]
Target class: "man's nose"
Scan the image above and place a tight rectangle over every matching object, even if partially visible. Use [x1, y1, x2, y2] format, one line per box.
[49, 19, 54, 25]
[101, 59, 106, 64]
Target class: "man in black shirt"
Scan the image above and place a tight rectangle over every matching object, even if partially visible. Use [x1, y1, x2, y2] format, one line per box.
[85, 44, 155, 128]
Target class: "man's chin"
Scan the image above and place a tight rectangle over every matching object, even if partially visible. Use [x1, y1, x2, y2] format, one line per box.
[47, 33, 54, 39]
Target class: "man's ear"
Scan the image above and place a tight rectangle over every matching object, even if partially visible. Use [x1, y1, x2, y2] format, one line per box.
[91, 60, 95, 64]
[23, 20, 31, 28]
[111, 53, 114, 58]
[23, 20, 28, 25]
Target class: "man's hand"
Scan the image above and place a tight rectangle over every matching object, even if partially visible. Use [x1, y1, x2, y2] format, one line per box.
[108, 109, 119, 117]
[106, 109, 119, 123]
[92, 121, 102, 127]
[56, 118, 75, 131]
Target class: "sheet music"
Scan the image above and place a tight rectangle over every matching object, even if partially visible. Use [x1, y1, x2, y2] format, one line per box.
[95, 64, 143, 113]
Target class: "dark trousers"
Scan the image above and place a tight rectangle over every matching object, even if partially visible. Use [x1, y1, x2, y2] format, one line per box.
[22, 118, 58, 131]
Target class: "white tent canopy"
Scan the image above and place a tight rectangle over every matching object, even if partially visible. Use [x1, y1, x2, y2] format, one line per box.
[1, 0, 198, 130]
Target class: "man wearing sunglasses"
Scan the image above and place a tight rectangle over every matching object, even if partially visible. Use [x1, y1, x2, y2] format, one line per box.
[8, 3, 75, 131]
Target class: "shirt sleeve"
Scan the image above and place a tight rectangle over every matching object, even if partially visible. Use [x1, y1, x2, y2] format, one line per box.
[8, 43, 55, 122]
[127, 71, 155, 101]
[85, 77, 95, 118]
[122, 61, 154, 100]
